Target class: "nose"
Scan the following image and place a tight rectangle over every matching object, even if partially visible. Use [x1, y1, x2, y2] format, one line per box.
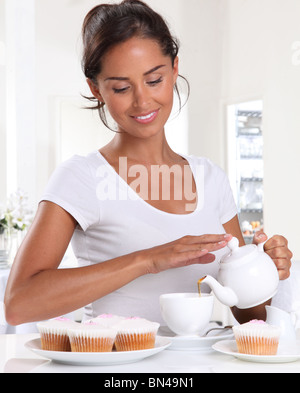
[132, 84, 151, 109]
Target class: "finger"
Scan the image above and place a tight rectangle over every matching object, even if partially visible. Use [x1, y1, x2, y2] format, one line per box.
[276, 264, 291, 280]
[180, 252, 216, 267]
[278, 269, 291, 280]
[180, 234, 232, 245]
[264, 235, 289, 251]
[265, 246, 293, 261]
[201, 240, 231, 253]
[252, 231, 268, 245]
[272, 257, 292, 272]
[269, 253, 292, 280]
[176, 239, 230, 255]
[167, 248, 211, 269]
[197, 253, 216, 264]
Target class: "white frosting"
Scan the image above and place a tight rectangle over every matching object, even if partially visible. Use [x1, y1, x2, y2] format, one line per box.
[38, 315, 159, 341]
[233, 321, 281, 339]
[67, 324, 117, 339]
[115, 317, 160, 334]
[37, 318, 79, 336]
[84, 314, 125, 328]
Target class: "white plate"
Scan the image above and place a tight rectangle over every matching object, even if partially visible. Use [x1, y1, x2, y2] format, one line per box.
[25, 337, 171, 366]
[212, 340, 300, 363]
[158, 326, 234, 351]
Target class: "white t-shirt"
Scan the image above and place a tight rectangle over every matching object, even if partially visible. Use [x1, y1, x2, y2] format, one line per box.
[41, 151, 238, 323]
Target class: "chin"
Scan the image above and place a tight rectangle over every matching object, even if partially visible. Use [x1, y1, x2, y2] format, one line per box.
[118, 122, 165, 139]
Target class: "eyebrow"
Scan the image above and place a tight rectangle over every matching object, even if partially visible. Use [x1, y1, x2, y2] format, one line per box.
[104, 65, 166, 81]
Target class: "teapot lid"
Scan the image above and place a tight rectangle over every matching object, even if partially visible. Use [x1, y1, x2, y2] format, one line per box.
[221, 237, 257, 264]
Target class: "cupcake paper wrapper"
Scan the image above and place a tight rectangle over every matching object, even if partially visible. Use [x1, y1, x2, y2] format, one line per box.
[39, 332, 71, 352]
[233, 322, 281, 355]
[235, 335, 279, 355]
[67, 327, 117, 353]
[115, 332, 157, 351]
[69, 336, 115, 352]
[37, 319, 79, 352]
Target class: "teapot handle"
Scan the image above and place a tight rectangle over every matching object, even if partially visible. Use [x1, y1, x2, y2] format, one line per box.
[257, 240, 267, 252]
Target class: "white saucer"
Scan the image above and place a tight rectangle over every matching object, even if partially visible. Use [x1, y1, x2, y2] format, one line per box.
[25, 337, 171, 366]
[212, 340, 300, 363]
[158, 326, 234, 351]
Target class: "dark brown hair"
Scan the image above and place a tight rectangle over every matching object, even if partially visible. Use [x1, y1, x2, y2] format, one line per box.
[81, 0, 189, 130]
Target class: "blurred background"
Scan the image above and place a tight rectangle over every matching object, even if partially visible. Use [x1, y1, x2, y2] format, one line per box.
[0, 0, 300, 259]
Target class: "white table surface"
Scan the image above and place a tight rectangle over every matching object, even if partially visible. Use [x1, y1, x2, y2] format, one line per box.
[1, 333, 300, 374]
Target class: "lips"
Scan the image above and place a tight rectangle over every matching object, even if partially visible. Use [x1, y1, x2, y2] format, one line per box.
[131, 110, 159, 124]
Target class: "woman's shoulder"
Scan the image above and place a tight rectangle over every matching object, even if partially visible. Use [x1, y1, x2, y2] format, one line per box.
[184, 154, 225, 175]
[184, 155, 231, 193]
[43, 151, 102, 230]
[57, 151, 101, 176]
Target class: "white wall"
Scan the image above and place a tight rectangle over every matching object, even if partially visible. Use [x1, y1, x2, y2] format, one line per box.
[220, 0, 300, 259]
[35, 0, 104, 199]
[180, 0, 224, 166]
[1, 0, 300, 258]
[6, 0, 36, 203]
[0, 0, 6, 203]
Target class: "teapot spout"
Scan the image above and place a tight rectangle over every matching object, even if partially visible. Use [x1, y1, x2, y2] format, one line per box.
[201, 275, 238, 308]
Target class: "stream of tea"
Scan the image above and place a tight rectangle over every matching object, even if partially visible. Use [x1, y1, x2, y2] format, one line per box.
[197, 276, 206, 297]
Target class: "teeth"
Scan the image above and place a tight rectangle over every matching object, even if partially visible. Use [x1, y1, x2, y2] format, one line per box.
[136, 112, 155, 120]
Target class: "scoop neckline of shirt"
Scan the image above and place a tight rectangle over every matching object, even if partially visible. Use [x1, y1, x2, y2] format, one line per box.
[94, 150, 200, 218]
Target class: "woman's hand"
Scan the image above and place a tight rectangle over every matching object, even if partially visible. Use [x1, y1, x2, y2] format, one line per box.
[253, 231, 293, 280]
[143, 234, 233, 274]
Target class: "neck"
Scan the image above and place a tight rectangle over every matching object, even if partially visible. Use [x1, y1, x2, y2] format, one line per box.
[107, 130, 178, 165]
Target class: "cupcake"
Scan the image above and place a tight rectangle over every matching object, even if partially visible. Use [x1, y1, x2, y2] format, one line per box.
[67, 323, 117, 352]
[114, 317, 160, 352]
[233, 320, 281, 355]
[84, 314, 125, 328]
[37, 317, 79, 352]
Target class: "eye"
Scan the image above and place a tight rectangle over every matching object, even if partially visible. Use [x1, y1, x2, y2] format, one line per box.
[147, 77, 163, 86]
[112, 86, 130, 94]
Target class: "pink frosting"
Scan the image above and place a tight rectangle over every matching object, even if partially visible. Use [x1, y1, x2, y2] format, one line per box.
[96, 314, 115, 319]
[249, 319, 266, 325]
[54, 317, 71, 322]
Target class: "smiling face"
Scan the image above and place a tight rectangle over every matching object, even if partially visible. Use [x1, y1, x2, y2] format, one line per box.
[87, 37, 179, 139]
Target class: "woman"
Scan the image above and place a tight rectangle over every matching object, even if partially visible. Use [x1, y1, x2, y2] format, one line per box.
[4, 0, 292, 325]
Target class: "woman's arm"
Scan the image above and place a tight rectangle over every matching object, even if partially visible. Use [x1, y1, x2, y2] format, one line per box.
[223, 215, 293, 323]
[4, 201, 147, 325]
[4, 201, 232, 325]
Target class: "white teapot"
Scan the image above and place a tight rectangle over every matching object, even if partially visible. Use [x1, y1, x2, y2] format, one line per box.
[201, 237, 279, 309]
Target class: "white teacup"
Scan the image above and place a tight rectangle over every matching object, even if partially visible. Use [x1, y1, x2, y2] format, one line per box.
[159, 293, 214, 336]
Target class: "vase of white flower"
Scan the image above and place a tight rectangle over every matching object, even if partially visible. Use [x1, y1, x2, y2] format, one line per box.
[0, 227, 12, 269]
[0, 189, 33, 268]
